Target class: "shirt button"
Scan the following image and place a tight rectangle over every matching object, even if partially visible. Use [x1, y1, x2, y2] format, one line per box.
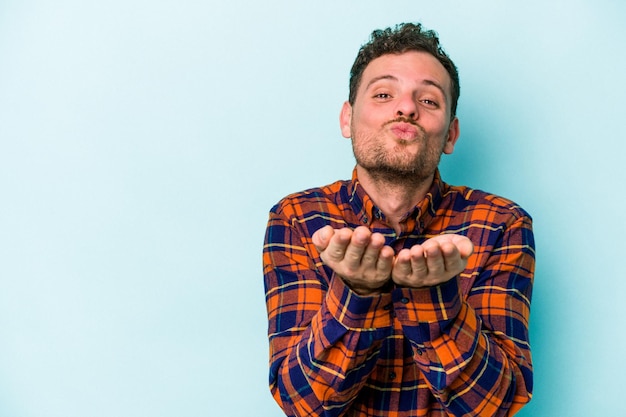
[362, 216, 368, 224]
[400, 297, 409, 304]
[383, 304, 392, 310]
[389, 372, 396, 380]
[416, 349, 423, 356]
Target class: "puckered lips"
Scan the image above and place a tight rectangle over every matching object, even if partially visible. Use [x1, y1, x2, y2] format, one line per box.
[388, 121, 421, 141]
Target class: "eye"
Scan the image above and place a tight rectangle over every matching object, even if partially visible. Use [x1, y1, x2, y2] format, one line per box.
[373, 93, 392, 100]
[421, 99, 439, 108]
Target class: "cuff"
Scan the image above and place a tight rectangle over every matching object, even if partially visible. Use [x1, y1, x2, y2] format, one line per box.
[325, 274, 394, 330]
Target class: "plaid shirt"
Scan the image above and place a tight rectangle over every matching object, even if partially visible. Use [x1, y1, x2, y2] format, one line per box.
[263, 169, 535, 417]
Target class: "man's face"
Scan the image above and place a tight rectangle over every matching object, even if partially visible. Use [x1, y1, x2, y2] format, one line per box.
[340, 51, 459, 184]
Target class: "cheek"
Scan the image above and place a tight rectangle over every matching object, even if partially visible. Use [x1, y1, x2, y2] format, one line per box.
[353, 106, 385, 126]
[430, 123, 453, 143]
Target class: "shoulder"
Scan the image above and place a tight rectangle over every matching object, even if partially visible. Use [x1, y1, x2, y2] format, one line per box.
[438, 184, 535, 252]
[443, 183, 532, 222]
[266, 179, 355, 237]
[269, 179, 351, 218]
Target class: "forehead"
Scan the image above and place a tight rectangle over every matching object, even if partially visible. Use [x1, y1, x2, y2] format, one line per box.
[359, 51, 452, 96]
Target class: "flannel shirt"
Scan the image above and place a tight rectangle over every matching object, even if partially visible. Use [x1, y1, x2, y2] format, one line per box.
[263, 169, 535, 417]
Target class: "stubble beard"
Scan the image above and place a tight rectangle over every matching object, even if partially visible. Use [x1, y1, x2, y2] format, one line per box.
[352, 124, 444, 188]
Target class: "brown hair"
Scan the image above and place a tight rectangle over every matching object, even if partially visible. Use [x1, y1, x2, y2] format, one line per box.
[348, 23, 460, 117]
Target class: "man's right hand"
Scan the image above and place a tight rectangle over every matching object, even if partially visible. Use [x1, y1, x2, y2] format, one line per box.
[312, 225, 394, 296]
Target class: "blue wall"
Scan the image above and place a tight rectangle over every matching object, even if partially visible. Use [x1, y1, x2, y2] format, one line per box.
[1, 1, 624, 416]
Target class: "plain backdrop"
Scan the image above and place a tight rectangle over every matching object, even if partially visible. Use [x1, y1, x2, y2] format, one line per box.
[1, 1, 625, 416]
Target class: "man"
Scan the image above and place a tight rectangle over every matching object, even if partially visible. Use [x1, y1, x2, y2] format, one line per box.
[263, 22, 534, 417]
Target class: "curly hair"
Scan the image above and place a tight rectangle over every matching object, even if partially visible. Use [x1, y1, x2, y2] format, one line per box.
[348, 23, 460, 117]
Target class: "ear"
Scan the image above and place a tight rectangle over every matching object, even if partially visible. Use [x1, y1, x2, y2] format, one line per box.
[339, 101, 352, 138]
[442, 116, 460, 154]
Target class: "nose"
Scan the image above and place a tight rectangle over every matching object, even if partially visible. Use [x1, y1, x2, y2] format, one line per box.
[395, 93, 418, 120]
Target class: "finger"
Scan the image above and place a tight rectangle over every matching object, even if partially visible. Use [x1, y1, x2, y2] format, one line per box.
[341, 226, 371, 267]
[443, 240, 473, 276]
[423, 241, 445, 275]
[440, 241, 463, 272]
[409, 244, 428, 277]
[360, 232, 385, 269]
[391, 249, 413, 283]
[323, 228, 353, 262]
[376, 245, 395, 275]
[312, 225, 334, 252]
[439, 240, 459, 258]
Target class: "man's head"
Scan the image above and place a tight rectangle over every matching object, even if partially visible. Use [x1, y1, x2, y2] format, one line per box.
[348, 23, 460, 118]
[340, 23, 461, 186]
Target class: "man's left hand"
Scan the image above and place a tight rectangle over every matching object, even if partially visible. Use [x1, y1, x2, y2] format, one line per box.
[391, 234, 474, 288]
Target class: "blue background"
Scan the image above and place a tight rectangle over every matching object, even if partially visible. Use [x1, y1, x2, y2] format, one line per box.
[1, 1, 625, 416]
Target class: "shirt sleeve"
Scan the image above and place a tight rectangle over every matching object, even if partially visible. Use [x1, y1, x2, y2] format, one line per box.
[263, 208, 393, 417]
[393, 212, 535, 417]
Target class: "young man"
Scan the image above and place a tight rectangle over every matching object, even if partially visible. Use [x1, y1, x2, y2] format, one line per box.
[263, 23, 535, 417]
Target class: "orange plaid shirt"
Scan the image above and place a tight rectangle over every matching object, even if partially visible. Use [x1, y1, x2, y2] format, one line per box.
[263, 169, 535, 417]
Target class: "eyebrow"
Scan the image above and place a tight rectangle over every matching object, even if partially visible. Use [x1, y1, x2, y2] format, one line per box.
[365, 75, 398, 90]
[421, 79, 447, 99]
[365, 75, 448, 99]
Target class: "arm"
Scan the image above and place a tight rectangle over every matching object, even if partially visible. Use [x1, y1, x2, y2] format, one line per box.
[263, 210, 393, 417]
[392, 214, 535, 416]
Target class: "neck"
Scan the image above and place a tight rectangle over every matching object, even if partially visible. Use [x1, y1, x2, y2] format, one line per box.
[356, 165, 434, 232]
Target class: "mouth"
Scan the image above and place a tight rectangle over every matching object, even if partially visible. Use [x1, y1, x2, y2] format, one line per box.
[389, 122, 421, 140]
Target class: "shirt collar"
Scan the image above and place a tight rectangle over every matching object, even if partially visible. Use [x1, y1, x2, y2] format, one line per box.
[348, 168, 446, 229]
